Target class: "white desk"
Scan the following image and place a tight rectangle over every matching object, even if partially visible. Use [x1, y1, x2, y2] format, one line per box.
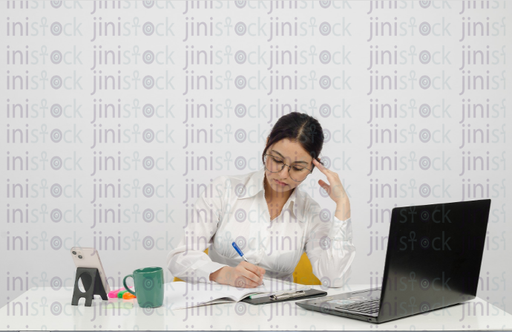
[1, 283, 510, 331]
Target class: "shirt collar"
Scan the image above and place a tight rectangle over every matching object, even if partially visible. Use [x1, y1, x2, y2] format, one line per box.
[236, 167, 301, 218]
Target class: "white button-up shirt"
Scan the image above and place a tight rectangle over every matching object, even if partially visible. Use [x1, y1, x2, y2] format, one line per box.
[167, 167, 356, 288]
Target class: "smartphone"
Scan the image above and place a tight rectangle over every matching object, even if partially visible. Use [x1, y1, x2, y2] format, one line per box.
[70, 247, 111, 293]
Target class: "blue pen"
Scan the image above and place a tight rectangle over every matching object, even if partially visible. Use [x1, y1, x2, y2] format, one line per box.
[232, 241, 249, 262]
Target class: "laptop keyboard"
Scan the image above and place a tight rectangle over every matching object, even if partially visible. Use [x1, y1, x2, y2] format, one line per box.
[335, 298, 380, 315]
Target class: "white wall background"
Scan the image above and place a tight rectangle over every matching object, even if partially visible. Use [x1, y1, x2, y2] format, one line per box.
[1, 0, 511, 327]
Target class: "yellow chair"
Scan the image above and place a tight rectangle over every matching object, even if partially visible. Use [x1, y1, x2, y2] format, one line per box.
[173, 248, 321, 285]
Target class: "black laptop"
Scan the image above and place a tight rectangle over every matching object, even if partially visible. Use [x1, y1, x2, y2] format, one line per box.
[296, 199, 491, 324]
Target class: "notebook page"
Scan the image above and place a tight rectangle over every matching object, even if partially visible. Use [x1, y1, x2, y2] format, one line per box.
[166, 279, 310, 309]
[166, 282, 239, 310]
[166, 281, 273, 309]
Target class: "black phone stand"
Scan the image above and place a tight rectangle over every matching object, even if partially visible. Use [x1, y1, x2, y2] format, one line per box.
[71, 267, 108, 307]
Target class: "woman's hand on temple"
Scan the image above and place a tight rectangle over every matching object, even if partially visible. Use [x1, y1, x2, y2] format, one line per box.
[312, 158, 351, 220]
[312, 158, 349, 204]
[209, 261, 266, 288]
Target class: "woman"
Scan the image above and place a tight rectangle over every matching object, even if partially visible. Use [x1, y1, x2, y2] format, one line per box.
[167, 112, 355, 288]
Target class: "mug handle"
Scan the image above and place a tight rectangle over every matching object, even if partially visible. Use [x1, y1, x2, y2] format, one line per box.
[123, 275, 137, 296]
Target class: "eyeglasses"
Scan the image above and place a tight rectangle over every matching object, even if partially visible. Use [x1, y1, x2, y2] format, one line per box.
[263, 153, 313, 182]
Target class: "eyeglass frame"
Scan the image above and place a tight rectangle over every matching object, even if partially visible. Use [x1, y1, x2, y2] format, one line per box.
[263, 153, 315, 182]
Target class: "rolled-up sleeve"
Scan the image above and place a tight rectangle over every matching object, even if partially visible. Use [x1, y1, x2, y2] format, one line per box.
[304, 200, 356, 288]
[166, 176, 229, 283]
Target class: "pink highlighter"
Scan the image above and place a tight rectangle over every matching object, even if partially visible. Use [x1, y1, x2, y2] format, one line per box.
[108, 286, 134, 298]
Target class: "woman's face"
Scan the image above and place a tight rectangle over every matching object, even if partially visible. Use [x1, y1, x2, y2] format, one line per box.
[264, 138, 313, 194]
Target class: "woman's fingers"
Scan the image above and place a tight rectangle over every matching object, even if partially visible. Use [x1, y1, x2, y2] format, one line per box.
[238, 261, 265, 285]
[241, 261, 264, 277]
[237, 276, 261, 288]
[241, 269, 262, 285]
[319, 179, 330, 192]
[313, 159, 336, 186]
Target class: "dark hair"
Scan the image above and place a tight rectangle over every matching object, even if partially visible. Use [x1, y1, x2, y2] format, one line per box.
[262, 112, 325, 172]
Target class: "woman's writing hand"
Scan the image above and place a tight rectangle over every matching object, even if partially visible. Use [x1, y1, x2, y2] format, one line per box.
[312, 158, 351, 220]
[209, 261, 266, 288]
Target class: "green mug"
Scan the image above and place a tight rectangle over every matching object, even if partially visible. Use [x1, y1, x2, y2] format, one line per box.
[123, 267, 164, 308]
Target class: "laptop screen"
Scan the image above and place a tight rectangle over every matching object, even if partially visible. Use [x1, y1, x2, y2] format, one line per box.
[378, 199, 491, 321]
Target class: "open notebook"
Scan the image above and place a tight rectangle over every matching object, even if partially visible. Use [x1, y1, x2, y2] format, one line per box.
[166, 278, 311, 309]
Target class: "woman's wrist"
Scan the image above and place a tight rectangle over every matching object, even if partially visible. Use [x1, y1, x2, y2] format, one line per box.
[335, 198, 351, 221]
[209, 266, 228, 282]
